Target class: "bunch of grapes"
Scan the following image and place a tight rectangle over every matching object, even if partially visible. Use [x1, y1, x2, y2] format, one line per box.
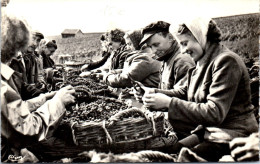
[63, 98, 128, 124]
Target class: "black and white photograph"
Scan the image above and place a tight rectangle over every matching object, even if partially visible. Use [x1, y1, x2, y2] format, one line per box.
[1, 0, 259, 162]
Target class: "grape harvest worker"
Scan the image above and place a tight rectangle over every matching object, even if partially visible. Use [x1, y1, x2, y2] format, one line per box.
[8, 31, 46, 100]
[103, 30, 161, 88]
[133, 21, 194, 103]
[81, 33, 112, 72]
[107, 28, 130, 70]
[142, 17, 258, 161]
[40, 39, 57, 69]
[1, 11, 76, 161]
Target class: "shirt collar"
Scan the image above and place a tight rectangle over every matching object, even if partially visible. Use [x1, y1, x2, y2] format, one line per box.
[1, 63, 15, 80]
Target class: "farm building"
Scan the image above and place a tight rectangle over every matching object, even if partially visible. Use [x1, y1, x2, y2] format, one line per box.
[61, 29, 84, 38]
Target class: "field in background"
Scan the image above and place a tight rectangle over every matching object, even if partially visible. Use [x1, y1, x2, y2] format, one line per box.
[47, 13, 259, 64]
[214, 13, 259, 66]
[47, 33, 103, 63]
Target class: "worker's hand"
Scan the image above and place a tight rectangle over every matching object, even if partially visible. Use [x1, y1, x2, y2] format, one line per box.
[81, 64, 89, 72]
[132, 82, 155, 102]
[45, 91, 57, 100]
[54, 85, 76, 106]
[79, 71, 92, 77]
[230, 133, 259, 161]
[95, 72, 104, 80]
[102, 72, 111, 83]
[143, 93, 171, 110]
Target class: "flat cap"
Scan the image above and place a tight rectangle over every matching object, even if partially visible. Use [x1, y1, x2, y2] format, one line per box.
[33, 31, 44, 39]
[140, 21, 170, 45]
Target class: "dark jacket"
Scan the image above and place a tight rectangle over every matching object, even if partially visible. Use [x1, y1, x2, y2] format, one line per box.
[9, 58, 43, 100]
[110, 45, 130, 70]
[155, 41, 195, 91]
[105, 51, 162, 88]
[23, 52, 38, 84]
[9, 58, 27, 83]
[41, 53, 55, 69]
[167, 43, 258, 142]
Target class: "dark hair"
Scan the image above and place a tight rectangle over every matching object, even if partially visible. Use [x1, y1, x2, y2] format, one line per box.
[177, 21, 222, 43]
[108, 29, 125, 44]
[46, 40, 57, 49]
[100, 34, 107, 41]
[33, 31, 44, 39]
[177, 24, 192, 35]
[207, 20, 222, 43]
[125, 30, 143, 50]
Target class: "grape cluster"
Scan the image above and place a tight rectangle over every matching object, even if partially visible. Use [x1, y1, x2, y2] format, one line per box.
[63, 99, 128, 124]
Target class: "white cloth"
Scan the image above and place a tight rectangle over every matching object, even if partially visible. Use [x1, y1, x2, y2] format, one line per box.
[184, 17, 211, 50]
[172, 17, 211, 50]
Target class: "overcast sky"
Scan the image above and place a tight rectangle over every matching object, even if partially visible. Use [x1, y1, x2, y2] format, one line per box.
[4, 0, 259, 36]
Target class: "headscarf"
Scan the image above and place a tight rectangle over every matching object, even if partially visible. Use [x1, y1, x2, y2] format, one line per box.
[125, 30, 143, 50]
[172, 17, 211, 50]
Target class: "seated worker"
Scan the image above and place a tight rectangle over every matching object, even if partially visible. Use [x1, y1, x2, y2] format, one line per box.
[134, 21, 194, 102]
[1, 11, 76, 161]
[107, 28, 129, 70]
[40, 39, 57, 69]
[19, 39, 38, 84]
[81, 33, 112, 72]
[103, 30, 162, 88]
[33, 31, 45, 83]
[9, 53, 45, 100]
[141, 17, 258, 161]
[9, 32, 46, 100]
[81, 28, 131, 79]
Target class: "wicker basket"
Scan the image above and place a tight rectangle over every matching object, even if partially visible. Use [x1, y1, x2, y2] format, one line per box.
[34, 108, 179, 160]
[71, 108, 165, 151]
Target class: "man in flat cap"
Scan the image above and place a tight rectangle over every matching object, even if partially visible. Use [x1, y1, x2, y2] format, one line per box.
[9, 31, 46, 100]
[33, 31, 45, 82]
[135, 21, 194, 107]
[140, 21, 194, 91]
[23, 31, 45, 84]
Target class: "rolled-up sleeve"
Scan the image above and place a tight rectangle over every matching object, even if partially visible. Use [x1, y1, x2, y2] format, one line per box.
[106, 55, 156, 88]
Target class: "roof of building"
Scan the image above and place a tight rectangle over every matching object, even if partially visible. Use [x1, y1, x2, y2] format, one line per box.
[61, 29, 83, 34]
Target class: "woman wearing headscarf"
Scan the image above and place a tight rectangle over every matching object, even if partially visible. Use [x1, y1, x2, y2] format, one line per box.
[142, 17, 258, 161]
[1, 11, 76, 161]
[103, 30, 161, 88]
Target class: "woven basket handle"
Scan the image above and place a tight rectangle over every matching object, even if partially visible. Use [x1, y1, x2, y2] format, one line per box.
[108, 107, 158, 136]
[108, 107, 146, 125]
[136, 150, 176, 162]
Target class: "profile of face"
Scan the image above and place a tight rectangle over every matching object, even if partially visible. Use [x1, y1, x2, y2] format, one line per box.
[101, 40, 108, 51]
[33, 35, 42, 47]
[109, 40, 121, 51]
[28, 35, 42, 52]
[146, 33, 172, 59]
[124, 37, 135, 51]
[44, 46, 56, 57]
[177, 33, 203, 62]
